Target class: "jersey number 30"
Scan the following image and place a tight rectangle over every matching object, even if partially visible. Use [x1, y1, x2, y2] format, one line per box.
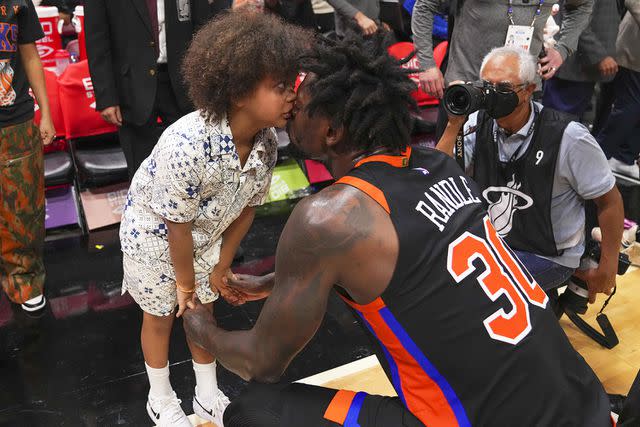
[447, 217, 548, 345]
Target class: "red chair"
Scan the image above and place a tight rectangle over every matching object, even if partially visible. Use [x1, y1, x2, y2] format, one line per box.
[387, 40, 448, 107]
[58, 60, 127, 189]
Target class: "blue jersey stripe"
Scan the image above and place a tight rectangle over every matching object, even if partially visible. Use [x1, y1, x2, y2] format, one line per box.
[379, 307, 471, 427]
[343, 391, 366, 427]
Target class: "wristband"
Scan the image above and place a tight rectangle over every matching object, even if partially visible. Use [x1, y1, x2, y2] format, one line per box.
[177, 283, 195, 294]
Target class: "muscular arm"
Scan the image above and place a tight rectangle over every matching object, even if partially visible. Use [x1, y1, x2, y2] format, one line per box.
[184, 187, 378, 382]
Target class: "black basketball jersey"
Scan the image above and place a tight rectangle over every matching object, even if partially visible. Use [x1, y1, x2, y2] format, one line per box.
[335, 146, 611, 427]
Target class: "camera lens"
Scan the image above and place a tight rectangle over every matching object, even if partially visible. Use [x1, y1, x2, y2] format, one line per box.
[443, 83, 486, 116]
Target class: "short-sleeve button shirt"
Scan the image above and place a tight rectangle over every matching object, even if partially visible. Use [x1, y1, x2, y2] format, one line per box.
[120, 111, 277, 274]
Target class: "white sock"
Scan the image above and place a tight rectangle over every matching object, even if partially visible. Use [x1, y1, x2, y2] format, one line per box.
[193, 360, 218, 402]
[145, 362, 174, 401]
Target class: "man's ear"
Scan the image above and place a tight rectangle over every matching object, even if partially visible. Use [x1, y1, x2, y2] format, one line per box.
[525, 83, 536, 97]
[326, 125, 344, 149]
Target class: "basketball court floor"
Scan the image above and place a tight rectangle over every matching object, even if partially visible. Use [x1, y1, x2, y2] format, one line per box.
[1, 183, 639, 426]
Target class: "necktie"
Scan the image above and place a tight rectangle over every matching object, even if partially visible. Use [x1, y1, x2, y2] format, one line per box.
[145, 0, 160, 54]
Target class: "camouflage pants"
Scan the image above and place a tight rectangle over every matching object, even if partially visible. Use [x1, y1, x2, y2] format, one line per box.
[0, 120, 45, 304]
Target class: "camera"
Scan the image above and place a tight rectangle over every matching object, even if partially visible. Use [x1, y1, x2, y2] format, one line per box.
[443, 81, 490, 116]
[558, 242, 631, 315]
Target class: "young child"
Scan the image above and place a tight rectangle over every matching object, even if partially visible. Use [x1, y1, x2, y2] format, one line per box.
[0, 1, 55, 313]
[119, 11, 310, 427]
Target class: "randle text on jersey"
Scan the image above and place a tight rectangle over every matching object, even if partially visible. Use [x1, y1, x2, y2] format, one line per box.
[415, 175, 481, 232]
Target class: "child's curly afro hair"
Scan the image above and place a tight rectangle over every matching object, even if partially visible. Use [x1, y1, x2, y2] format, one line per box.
[182, 11, 312, 123]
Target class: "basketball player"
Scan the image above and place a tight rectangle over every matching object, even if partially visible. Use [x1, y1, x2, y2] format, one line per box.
[182, 34, 613, 426]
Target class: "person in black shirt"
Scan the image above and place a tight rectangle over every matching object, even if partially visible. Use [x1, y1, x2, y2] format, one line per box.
[0, 0, 55, 313]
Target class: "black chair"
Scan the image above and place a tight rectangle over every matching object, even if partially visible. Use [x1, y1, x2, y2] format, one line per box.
[44, 149, 74, 187]
[69, 133, 128, 189]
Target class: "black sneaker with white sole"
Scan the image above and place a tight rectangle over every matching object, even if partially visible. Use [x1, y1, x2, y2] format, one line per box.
[21, 295, 47, 312]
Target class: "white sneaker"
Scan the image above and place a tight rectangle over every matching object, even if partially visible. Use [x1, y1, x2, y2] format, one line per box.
[193, 387, 231, 427]
[609, 157, 640, 179]
[147, 392, 193, 427]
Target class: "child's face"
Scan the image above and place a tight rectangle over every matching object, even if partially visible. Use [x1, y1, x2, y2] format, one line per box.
[241, 76, 297, 129]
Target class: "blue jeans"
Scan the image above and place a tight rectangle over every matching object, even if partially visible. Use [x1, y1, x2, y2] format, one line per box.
[513, 250, 575, 292]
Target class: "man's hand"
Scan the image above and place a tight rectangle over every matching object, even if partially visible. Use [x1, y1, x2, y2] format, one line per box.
[574, 267, 617, 304]
[598, 57, 619, 78]
[224, 273, 274, 303]
[100, 105, 122, 126]
[355, 12, 378, 36]
[210, 266, 245, 305]
[418, 67, 445, 99]
[538, 48, 564, 80]
[183, 298, 216, 349]
[39, 115, 56, 146]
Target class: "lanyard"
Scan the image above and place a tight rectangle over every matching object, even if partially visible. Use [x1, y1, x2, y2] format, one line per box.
[493, 104, 539, 165]
[508, 0, 545, 26]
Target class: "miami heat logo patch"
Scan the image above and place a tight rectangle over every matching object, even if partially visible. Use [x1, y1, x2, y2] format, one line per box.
[0, 59, 16, 107]
[482, 175, 533, 237]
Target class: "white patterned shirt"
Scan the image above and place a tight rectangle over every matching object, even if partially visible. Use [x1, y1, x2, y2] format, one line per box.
[120, 111, 278, 274]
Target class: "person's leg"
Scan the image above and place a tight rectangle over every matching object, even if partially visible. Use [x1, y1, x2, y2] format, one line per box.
[591, 81, 616, 136]
[118, 118, 162, 179]
[141, 311, 175, 395]
[541, 77, 594, 118]
[224, 382, 423, 427]
[596, 67, 640, 163]
[512, 250, 575, 292]
[0, 121, 45, 307]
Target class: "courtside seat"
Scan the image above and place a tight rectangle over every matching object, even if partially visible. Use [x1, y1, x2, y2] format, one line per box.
[44, 150, 74, 187]
[70, 134, 128, 189]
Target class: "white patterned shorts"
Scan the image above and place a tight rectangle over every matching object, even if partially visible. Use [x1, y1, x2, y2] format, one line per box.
[121, 256, 219, 317]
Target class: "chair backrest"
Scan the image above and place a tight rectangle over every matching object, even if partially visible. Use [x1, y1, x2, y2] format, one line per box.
[32, 68, 66, 139]
[387, 40, 449, 107]
[58, 60, 117, 140]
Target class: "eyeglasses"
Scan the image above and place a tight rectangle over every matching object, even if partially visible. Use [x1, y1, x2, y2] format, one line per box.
[482, 80, 528, 94]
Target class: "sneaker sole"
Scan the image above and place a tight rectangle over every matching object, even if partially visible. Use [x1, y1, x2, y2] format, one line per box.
[193, 398, 223, 426]
[21, 296, 46, 312]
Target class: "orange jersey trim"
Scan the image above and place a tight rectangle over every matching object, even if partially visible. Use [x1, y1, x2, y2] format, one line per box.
[336, 176, 390, 214]
[354, 146, 412, 168]
[324, 390, 357, 424]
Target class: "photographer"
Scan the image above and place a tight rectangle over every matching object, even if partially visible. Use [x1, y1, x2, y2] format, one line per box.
[436, 46, 624, 305]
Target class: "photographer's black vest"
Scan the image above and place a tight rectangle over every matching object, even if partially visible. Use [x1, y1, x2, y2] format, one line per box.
[472, 107, 573, 256]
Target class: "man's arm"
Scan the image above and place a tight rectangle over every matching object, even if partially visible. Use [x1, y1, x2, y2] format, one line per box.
[183, 188, 371, 382]
[626, 0, 640, 26]
[579, 187, 624, 303]
[555, 0, 594, 60]
[411, 0, 445, 97]
[84, 0, 119, 113]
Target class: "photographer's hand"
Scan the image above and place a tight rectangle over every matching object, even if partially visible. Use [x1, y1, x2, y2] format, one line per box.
[574, 267, 616, 304]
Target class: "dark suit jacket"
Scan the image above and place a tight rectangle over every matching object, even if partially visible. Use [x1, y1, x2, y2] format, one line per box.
[85, 0, 227, 126]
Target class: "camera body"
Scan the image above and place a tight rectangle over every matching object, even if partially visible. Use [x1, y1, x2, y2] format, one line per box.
[558, 242, 631, 314]
[443, 81, 502, 116]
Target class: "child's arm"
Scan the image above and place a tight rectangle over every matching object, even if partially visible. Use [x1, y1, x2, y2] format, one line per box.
[210, 206, 256, 301]
[166, 220, 196, 317]
[19, 43, 55, 145]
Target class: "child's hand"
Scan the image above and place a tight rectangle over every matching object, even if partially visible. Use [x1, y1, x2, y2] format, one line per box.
[176, 287, 196, 318]
[210, 267, 245, 305]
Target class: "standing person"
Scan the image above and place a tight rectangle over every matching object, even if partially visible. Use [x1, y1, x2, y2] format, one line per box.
[596, 0, 640, 180]
[0, 1, 56, 313]
[85, 0, 225, 178]
[325, 0, 380, 36]
[118, 12, 309, 427]
[182, 34, 613, 427]
[542, 0, 621, 120]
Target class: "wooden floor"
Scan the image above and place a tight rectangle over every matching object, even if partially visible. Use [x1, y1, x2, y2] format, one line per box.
[189, 268, 640, 426]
